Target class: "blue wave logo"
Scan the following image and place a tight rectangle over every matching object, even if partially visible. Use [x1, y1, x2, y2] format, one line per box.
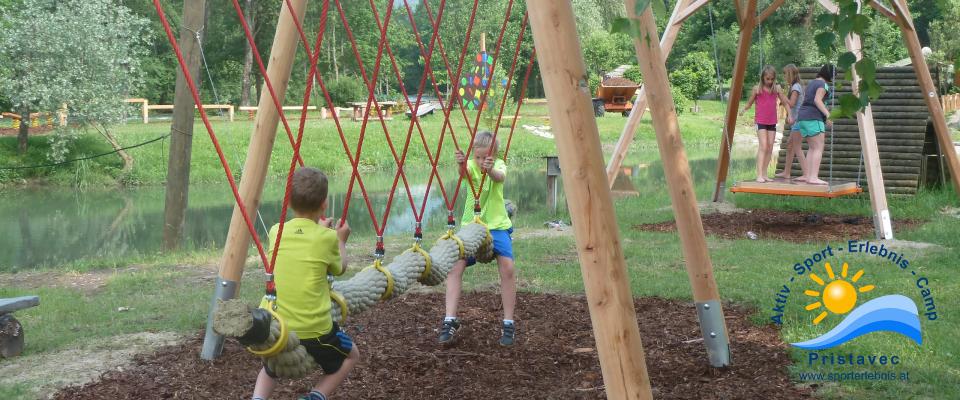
[791, 295, 922, 350]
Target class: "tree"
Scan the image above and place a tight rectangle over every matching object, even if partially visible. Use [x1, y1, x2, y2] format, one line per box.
[669, 51, 715, 112]
[0, 0, 147, 163]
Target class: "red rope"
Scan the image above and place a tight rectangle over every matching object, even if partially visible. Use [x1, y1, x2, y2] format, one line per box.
[404, 0, 481, 212]
[152, 0, 269, 270]
[477, 12, 529, 195]
[427, 0, 485, 205]
[457, 0, 516, 202]
[333, 0, 402, 236]
[503, 48, 538, 162]
[228, 0, 305, 167]
[366, 0, 451, 223]
[267, 0, 332, 284]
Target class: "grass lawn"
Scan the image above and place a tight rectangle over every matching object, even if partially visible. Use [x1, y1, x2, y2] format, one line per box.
[1, 100, 958, 399]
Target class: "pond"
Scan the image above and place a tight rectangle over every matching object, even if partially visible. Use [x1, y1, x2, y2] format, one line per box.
[1, 146, 739, 272]
[0, 163, 564, 272]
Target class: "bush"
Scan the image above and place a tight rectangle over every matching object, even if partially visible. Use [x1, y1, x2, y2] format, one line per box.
[326, 75, 368, 107]
[670, 84, 689, 115]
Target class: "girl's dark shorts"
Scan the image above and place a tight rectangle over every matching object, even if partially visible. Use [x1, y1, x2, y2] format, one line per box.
[264, 322, 354, 378]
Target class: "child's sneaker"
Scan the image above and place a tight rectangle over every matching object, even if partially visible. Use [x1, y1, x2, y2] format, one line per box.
[499, 321, 516, 346]
[437, 318, 461, 344]
[297, 390, 326, 400]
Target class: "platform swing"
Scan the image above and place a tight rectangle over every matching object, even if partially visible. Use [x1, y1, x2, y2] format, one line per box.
[152, 0, 536, 378]
[729, 77, 865, 198]
[716, 13, 858, 198]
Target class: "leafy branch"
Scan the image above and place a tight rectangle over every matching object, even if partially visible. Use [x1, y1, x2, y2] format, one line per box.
[815, 0, 883, 119]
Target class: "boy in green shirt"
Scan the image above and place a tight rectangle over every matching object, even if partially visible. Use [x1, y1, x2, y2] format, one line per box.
[439, 131, 518, 346]
[253, 167, 359, 400]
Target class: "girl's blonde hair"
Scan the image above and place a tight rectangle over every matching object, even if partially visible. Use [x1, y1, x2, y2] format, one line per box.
[472, 130, 499, 153]
[757, 65, 777, 92]
[782, 64, 802, 96]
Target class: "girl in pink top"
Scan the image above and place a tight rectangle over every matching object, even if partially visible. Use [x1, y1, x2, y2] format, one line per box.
[740, 65, 794, 182]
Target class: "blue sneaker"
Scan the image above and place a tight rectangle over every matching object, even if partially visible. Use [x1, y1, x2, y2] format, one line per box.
[438, 319, 461, 344]
[499, 322, 516, 346]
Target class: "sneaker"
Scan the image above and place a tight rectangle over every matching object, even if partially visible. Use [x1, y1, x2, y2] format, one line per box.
[499, 322, 516, 346]
[437, 319, 461, 344]
[297, 390, 326, 400]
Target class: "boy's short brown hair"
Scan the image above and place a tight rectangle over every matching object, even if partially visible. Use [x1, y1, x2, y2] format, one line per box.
[472, 130, 499, 152]
[290, 167, 328, 213]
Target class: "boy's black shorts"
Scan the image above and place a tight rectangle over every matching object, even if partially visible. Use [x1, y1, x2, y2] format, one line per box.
[264, 323, 354, 378]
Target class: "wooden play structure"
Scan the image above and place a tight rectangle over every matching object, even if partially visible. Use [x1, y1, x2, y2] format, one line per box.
[151, 0, 960, 397]
[605, 0, 960, 242]
[594, 78, 641, 117]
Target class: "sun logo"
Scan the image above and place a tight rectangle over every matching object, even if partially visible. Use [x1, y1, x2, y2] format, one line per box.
[804, 262, 875, 325]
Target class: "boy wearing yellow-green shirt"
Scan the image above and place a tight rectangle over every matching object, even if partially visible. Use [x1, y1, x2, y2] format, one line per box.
[439, 131, 518, 347]
[253, 167, 359, 400]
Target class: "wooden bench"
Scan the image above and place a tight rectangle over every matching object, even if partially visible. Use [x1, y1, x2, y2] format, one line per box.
[145, 104, 235, 123]
[238, 105, 319, 120]
[349, 101, 398, 121]
[1, 295, 40, 358]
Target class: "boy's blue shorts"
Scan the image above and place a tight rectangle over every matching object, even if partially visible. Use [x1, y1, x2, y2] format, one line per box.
[466, 228, 513, 266]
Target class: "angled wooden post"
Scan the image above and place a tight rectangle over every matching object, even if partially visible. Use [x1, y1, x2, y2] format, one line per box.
[606, 0, 702, 187]
[626, 0, 731, 367]
[712, 0, 757, 202]
[201, 0, 308, 360]
[845, 34, 894, 239]
[890, 0, 960, 196]
[817, 0, 895, 239]
[527, 2, 653, 398]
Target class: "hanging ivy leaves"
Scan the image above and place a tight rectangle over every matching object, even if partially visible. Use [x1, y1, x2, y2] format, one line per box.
[816, 0, 885, 119]
[611, 0, 666, 39]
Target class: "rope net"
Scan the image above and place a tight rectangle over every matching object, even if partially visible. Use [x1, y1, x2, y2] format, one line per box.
[151, 0, 536, 297]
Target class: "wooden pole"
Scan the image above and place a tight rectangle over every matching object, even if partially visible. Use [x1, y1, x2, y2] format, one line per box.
[606, 0, 700, 187]
[891, 1, 960, 196]
[845, 33, 894, 239]
[626, 0, 730, 367]
[527, 2, 653, 398]
[712, 0, 757, 202]
[163, 0, 207, 251]
[200, 0, 308, 360]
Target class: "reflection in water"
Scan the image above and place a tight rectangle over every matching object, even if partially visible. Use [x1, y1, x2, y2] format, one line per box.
[1, 153, 737, 272]
[0, 166, 553, 271]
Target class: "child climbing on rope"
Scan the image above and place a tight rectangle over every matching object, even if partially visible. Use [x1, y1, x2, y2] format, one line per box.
[775, 64, 807, 180]
[440, 131, 518, 347]
[795, 64, 835, 186]
[252, 167, 360, 400]
[740, 65, 795, 182]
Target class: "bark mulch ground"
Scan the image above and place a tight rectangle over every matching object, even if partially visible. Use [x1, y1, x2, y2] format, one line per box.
[634, 209, 919, 242]
[0, 126, 55, 136]
[54, 293, 812, 400]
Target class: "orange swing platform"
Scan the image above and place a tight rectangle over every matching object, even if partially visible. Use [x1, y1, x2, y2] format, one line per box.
[730, 178, 862, 198]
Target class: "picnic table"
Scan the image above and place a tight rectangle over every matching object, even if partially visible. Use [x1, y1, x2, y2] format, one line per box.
[349, 101, 398, 121]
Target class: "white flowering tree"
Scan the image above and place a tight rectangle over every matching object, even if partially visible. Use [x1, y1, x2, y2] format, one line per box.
[0, 0, 147, 172]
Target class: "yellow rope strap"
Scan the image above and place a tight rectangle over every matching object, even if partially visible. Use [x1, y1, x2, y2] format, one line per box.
[473, 216, 493, 244]
[248, 301, 289, 358]
[442, 230, 466, 260]
[329, 290, 349, 325]
[410, 243, 433, 281]
[363, 259, 395, 300]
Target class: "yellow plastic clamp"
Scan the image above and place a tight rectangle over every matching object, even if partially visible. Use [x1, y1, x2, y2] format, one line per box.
[247, 301, 289, 358]
[410, 242, 433, 281]
[443, 230, 466, 259]
[329, 289, 349, 325]
[367, 259, 395, 300]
